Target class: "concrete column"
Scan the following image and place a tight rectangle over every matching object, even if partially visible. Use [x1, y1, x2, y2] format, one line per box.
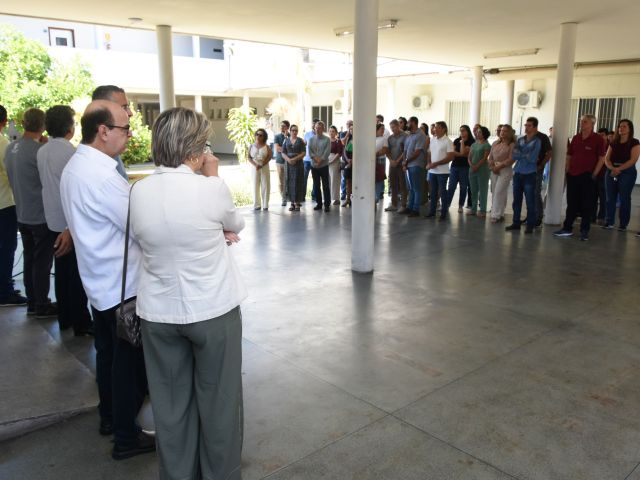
[192, 35, 200, 58]
[156, 25, 176, 111]
[242, 93, 249, 108]
[545, 22, 577, 225]
[470, 66, 483, 126]
[501, 80, 515, 124]
[194, 95, 203, 113]
[351, 0, 378, 273]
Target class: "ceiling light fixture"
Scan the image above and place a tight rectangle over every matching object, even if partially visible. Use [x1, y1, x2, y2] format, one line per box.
[128, 17, 143, 24]
[334, 19, 398, 37]
[483, 48, 539, 59]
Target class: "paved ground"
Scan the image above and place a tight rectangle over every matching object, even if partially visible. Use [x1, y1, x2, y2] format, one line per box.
[1, 186, 640, 479]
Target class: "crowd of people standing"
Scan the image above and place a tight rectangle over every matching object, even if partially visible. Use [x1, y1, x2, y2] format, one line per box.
[252, 113, 639, 241]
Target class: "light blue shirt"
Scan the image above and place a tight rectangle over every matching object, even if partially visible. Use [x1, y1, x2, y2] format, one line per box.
[513, 135, 541, 175]
[303, 131, 314, 163]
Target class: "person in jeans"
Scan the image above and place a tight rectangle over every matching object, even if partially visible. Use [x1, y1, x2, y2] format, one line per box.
[530, 117, 552, 227]
[488, 125, 516, 223]
[467, 126, 492, 218]
[400, 117, 428, 217]
[426, 121, 455, 220]
[603, 119, 639, 231]
[374, 123, 389, 203]
[37, 105, 94, 335]
[448, 125, 474, 213]
[273, 120, 290, 206]
[553, 114, 606, 241]
[61, 100, 153, 459]
[131, 108, 246, 480]
[328, 125, 343, 205]
[303, 118, 320, 202]
[0, 105, 26, 306]
[385, 119, 408, 212]
[4, 108, 58, 318]
[309, 121, 332, 212]
[506, 118, 542, 234]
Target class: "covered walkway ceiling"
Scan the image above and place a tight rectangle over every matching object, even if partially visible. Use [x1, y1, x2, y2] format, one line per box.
[3, 1, 640, 69]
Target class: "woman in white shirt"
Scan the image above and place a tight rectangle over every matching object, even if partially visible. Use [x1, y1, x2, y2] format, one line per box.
[248, 128, 272, 210]
[130, 108, 246, 480]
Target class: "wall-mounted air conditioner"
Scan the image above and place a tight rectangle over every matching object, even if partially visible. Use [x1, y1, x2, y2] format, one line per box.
[411, 95, 432, 110]
[516, 90, 542, 108]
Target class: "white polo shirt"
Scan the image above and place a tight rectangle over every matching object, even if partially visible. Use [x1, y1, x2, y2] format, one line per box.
[429, 135, 455, 174]
[60, 144, 140, 311]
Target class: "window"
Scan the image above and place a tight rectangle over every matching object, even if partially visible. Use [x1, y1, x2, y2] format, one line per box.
[48, 28, 75, 48]
[568, 97, 635, 135]
[312, 106, 333, 130]
[446, 100, 501, 137]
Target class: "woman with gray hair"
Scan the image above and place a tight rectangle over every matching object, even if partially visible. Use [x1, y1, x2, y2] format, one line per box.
[130, 107, 246, 480]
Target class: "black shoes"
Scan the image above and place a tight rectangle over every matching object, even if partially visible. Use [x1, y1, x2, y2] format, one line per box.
[524, 226, 534, 234]
[0, 293, 28, 307]
[313, 205, 322, 211]
[112, 432, 156, 460]
[99, 419, 113, 436]
[505, 224, 521, 231]
[35, 303, 58, 319]
[324, 206, 330, 212]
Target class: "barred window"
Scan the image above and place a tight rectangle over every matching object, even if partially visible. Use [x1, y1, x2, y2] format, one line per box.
[568, 97, 635, 135]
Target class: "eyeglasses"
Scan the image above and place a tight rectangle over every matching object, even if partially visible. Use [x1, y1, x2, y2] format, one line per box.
[203, 141, 212, 155]
[105, 124, 131, 132]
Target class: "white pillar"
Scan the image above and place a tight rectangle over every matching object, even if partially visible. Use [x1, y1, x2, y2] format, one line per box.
[194, 95, 203, 113]
[242, 93, 249, 108]
[192, 35, 200, 58]
[351, 0, 378, 273]
[156, 25, 176, 111]
[387, 79, 396, 120]
[545, 22, 577, 225]
[470, 66, 483, 126]
[501, 80, 515, 125]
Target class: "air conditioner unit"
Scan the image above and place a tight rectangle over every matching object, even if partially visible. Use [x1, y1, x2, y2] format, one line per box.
[412, 95, 432, 110]
[516, 90, 542, 108]
[333, 98, 344, 113]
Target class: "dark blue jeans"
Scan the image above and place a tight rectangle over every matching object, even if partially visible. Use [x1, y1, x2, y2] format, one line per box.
[0, 206, 17, 299]
[429, 173, 449, 216]
[447, 165, 470, 209]
[605, 168, 637, 228]
[92, 303, 147, 447]
[512, 172, 537, 227]
[407, 166, 424, 212]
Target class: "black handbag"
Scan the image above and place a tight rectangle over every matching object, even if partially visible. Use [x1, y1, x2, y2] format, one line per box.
[115, 182, 142, 347]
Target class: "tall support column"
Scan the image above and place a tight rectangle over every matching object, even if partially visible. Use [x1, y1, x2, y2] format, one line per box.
[470, 66, 483, 126]
[194, 95, 203, 113]
[501, 80, 515, 125]
[351, 0, 378, 273]
[156, 25, 176, 111]
[545, 22, 577, 225]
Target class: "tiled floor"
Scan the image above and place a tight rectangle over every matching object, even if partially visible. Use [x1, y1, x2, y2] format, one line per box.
[1, 190, 639, 479]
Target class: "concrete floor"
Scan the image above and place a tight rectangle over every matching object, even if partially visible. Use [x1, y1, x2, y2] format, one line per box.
[1, 189, 640, 480]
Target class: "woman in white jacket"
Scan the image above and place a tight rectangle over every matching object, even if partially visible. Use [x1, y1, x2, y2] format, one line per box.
[130, 107, 246, 480]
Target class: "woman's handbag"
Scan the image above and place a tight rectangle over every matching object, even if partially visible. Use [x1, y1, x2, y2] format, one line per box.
[115, 182, 142, 347]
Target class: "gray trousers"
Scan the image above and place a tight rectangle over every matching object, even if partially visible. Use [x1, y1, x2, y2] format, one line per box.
[141, 307, 243, 480]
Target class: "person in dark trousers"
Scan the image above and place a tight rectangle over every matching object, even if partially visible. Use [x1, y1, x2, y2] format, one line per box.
[553, 114, 606, 241]
[593, 127, 609, 224]
[309, 121, 332, 212]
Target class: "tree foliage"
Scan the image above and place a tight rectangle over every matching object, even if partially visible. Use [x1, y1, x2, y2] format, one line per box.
[0, 25, 94, 119]
[226, 105, 258, 163]
[121, 105, 152, 166]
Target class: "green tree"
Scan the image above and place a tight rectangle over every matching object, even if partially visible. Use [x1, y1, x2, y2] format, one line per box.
[226, 105, 258, 163]
[0, 25, 93, 119]
[121, 106, 152, 166]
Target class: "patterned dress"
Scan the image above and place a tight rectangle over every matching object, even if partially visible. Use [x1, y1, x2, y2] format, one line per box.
[283, 137, 306, 203]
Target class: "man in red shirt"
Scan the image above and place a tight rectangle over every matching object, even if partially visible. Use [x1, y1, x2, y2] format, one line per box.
[553, 114, 606, 241]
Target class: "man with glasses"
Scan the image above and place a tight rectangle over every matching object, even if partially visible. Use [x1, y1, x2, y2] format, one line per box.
[506, 117, 542, 234]
[92, 85, 133, 180]
[61, 100, 154, 460]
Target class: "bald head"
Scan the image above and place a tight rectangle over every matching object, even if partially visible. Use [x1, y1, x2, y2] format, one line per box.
[81, 100, 131, 157]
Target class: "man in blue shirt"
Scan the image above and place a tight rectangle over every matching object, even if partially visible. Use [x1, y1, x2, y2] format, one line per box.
[506, 117, 541, 234]
[303, 118, 320, 202]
